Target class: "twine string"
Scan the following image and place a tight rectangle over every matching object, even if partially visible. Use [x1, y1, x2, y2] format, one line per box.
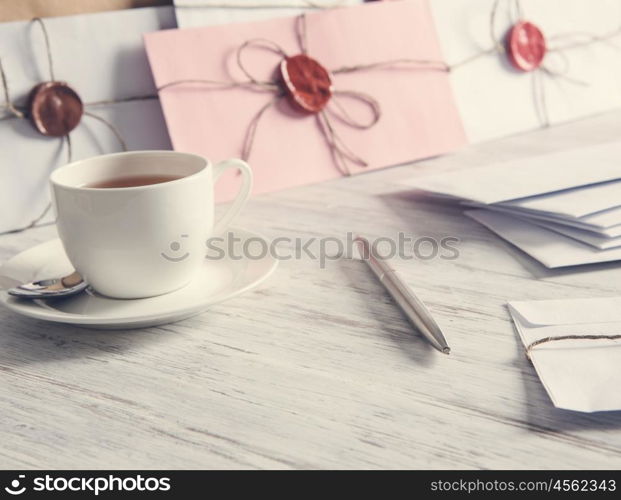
[489, 0, 504, 52]
[316, 110, 368, 176]
[1, 133, 71, 235]
[323, 113, 369, 169]
[83, 111, 128, 151]
[333, 58, 450, 75]
[24, 201, 53, 231]
[510, 0, 523, 23]
[531, 69, 549, 128]
[0, 58, 25, 119]
[159, 38, 285, 93]
[241, 96, 281, 161]
[313, 90, 383, 176]
[541, 48, 571, 79]
[531, 30, 602, 126]
[316, 111, 348, 175]
[449, 0, 508, 69]
[447, 48, 497, 71]
[328, 90, 380, 129]
[236, 38, 288, 86]
[2, 201, 54, 235]
[526, 334, 621, 359]
[491, 0, 521, 51]
[32, 17, 55, 81]
[540, 65, 588, 87]
[65, 132, 72, 162]
[547, 28, 621, 52]
[0, 16, 55, 119]
[296, 12, 309, 54]
[157, 78, 276, 93]
[86, 94, 158, 107]
[0, 93, 160, 122]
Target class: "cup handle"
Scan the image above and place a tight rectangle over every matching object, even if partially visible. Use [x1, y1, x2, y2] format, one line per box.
[212, 158, 253, 235]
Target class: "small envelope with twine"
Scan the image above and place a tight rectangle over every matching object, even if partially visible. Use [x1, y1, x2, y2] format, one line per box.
[431, 0, 621, 144]
[509, 296, 621, 413]
[0, 7, 174, 234]
[145, 0, 466, 201]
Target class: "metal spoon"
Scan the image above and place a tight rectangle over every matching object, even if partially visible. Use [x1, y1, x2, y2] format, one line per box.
[8, 271, 87, 299]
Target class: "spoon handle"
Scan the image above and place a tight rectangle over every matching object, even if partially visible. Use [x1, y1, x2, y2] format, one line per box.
[7, 271, 87, 299]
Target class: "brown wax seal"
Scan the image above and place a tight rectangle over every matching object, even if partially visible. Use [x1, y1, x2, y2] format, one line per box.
[280, 54, 332, 114]
[506, 21, 546, 72]
[27, 81, 84, 137]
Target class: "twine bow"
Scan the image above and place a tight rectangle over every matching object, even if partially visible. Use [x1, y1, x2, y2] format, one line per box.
[158, 12, 449, 176]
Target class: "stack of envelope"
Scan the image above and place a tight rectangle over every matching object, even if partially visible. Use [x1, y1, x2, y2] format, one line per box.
[402, 141, 621, 268]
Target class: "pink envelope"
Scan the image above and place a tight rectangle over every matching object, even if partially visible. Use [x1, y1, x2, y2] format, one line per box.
[145, 0, 466, 201]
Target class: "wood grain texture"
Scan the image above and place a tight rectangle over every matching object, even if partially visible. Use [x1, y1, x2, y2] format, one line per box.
[3, 111, 621, 469]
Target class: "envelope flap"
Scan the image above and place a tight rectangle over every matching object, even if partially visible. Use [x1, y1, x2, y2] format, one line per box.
[403, 141, 621, 204]
[509, 297, 621, 327]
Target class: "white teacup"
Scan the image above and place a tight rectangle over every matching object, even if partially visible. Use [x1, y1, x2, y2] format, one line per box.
[50, 151, 252, 299]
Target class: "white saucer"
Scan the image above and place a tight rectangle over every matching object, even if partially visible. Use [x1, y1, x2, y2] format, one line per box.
[0, 228, 277, 329]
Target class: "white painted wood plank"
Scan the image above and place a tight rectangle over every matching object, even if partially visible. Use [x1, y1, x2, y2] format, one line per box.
[2, 111, 621, 469]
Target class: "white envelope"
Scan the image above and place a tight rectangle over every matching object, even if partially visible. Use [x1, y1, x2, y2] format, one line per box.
[500, 179, 621, 219]
[466, 208, 621, 268]
[526, 218, 621, 250]
[402, 141, 621, 204]
[508, 297, 621, 412]
[173, 0, 362, 28]
[430, 0, 621, 143]
[512, 205, 621, 232]
[579, 207, 621, 230]
[0, 7, 175, 234]
[469, 204, 621, 236]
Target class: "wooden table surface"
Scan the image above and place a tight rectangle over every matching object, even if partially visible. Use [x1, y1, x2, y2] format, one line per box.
[3, 112, 621, 469]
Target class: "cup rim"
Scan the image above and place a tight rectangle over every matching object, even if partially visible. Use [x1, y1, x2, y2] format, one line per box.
[50, 150, 211, 192]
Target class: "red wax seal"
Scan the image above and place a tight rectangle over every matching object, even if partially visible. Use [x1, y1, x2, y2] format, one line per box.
[27, 81, 84, 137]
[280, 54, 332, 114]
[506, 21, 546, 72]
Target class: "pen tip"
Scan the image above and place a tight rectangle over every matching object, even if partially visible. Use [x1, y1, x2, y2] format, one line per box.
[442, 347, 451, 355]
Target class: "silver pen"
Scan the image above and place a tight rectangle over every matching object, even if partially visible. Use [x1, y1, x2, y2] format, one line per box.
[354, 236, 451, 355]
